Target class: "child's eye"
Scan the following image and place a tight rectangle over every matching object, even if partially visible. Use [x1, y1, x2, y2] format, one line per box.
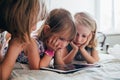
[82, 35, 86, 38]
[59, 37, 66, 41]
[59, 37, 70, 42]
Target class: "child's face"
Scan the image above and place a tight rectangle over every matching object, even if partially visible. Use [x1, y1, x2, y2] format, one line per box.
[50, 31, 71, 50]
[73, 25, 91, 47]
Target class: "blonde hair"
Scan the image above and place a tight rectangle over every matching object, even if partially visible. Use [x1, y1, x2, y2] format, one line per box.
[0, 0, 46, 42]
[74, 12, 97, 48]
[38, 8, 76, 44]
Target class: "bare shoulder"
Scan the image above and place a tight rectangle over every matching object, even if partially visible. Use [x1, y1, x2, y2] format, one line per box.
[2, 38, 24, 63]
[7, 38, 25, 55]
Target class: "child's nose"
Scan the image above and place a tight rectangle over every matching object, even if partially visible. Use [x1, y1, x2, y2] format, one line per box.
[77, 36, 82, 42]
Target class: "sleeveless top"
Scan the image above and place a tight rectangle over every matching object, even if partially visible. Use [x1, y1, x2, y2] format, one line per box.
[16, 40, 45, 64]
[0, 31, 5, 45]
[67, 44, 93, 61]
[0, 31, 8, 56]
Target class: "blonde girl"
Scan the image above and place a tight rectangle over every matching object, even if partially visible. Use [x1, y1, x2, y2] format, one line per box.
[55, 12, 99, 65]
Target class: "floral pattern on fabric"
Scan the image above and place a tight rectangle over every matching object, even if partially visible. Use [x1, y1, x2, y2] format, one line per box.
[16, 40, 45, 64]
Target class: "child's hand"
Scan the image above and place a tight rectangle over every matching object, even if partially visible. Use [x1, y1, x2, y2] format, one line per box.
[80, 32, 92, 49]
[70, 41, 78, 51]
[46, 36, 60, 51]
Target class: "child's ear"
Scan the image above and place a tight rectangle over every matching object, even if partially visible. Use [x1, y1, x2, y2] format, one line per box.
[43, 25, 51, 33]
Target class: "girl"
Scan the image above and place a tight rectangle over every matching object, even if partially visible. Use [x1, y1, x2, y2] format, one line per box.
[37, 8, 76, 67]
[0, 0, 46, 80]
[55, 12, 99, 65]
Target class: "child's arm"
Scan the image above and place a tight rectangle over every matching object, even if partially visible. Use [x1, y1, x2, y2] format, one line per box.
[0, 44, 3, 62]
[79, 33, 99, 64]
[54, 49, 66, 65]
[0, 63, 1, 80]
[26, 39, 40, 69]
[39, 36, 61, 67]
[27, 43, 53, 68]
[80, 47, 99, 64]
[39, 54, 53, 67]
[63, 42, 78, 64]
[26, 38, 53, 69]
[1, 39, 23, 80]
[0, 52, 3, 63]
[54, 42, 78, 65]
[28, 36, 61, 68]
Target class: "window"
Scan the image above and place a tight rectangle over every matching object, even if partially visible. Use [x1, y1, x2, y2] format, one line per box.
[98, 0, 120, 34]
[41, 0, 120, 34]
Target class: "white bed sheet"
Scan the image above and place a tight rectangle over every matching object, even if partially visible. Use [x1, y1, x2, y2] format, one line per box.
[10, 54, 120, 80]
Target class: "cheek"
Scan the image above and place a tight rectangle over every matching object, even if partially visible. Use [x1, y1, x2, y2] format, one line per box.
[57, 40, 68, 48]
[83, 38, 88, 43]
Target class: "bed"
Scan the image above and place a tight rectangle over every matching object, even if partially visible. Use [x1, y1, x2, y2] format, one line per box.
[9, 52, 120, 80]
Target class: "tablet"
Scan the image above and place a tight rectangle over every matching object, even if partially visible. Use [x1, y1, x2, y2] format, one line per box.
[40, 63, 100, 74]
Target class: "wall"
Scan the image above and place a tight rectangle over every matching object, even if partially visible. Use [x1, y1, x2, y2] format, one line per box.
[49, 0, 96, 17]
[44, 0, 120, 48]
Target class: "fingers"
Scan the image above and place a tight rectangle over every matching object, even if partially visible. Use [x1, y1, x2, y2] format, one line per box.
[51, 36, 58, 44]
[70, 41, 78, 50]
[70, 41, 76, 47]
[47, 36, 60, 51]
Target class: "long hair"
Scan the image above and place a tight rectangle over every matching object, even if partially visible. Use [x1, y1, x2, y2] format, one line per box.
[0, 0, 46, 42]
[74, 12, 97, 48]
[37, 8, 76, 44]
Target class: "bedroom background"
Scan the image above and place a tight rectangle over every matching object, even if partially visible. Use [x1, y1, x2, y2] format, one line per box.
[9, 0, 120, 80]
[37, 0, 120, 48]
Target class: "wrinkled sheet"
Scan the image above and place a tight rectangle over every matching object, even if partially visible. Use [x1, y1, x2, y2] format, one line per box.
[10, 58, 120, 80]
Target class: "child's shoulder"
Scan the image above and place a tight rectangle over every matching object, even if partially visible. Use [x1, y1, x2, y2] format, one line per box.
[9, 38, 20, 45]
[8, 38, 25, 51]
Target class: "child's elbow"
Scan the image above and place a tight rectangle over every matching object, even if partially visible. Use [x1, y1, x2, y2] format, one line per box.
[30, 65, 40, 70]
[88, 58, 100, 64]
[93, 58, 100, 64]
[96, 57, 100, 62]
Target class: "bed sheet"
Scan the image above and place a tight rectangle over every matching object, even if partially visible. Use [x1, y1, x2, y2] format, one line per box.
[10, 54, 120, 80]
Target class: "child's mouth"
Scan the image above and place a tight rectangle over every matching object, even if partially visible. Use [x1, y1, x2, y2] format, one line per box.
[74, 42, 82, 46]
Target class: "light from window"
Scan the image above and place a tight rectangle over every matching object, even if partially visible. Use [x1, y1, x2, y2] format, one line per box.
[99, 0, 120, 34]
